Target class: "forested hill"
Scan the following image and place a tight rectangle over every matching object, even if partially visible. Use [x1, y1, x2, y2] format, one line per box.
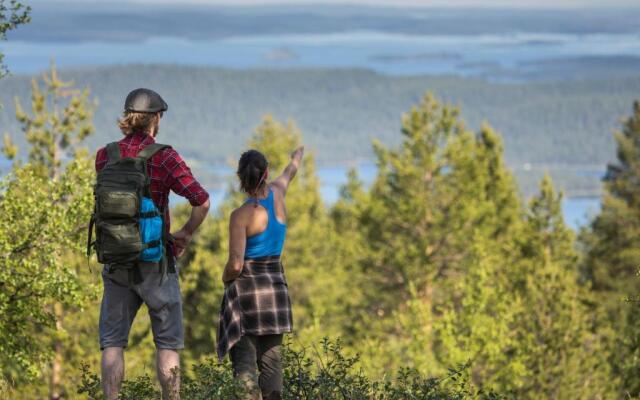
[1, 65, 637, 166]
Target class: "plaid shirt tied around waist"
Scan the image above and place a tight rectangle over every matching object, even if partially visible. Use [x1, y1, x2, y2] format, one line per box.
[217, 256, 293, 360]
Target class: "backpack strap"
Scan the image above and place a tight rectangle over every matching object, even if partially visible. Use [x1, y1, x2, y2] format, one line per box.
[137, 143, 172, 284]
[137, 143, 171, 161]
[137, 143, 171, 197]
[86, 213, 96, 257]
[106, 142, 121, 162]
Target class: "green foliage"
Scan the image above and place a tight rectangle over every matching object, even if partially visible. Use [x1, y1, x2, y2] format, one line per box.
[77, 364, 165, 400]
[181, 359, 246, 400]
[3, 62, 94, 176]
[438, 175, 615, 398]
[435, 241, 523, 391]
[0, 63, 96, 397]
[0, 161, 94, 378]
[585, 101, 640, 293]
[512, 176, 613, 397]
[282, 338, 501, 400]
[0, 0, 30, 78]
[76, 339, 503, 400]
[364, 95, 519, 298]
[327, 93, 615, 399]
[0, 59, 627, 398]
[346, 94, 521, 376]
[582, 101, 640, 395]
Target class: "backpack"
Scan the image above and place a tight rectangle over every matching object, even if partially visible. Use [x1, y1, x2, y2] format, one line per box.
[87, 142, 170, 268]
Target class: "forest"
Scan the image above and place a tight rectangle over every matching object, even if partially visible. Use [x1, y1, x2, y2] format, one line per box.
[1, 62, 640, 399]
[2, 64, 638, 197]
[1, 64, 636, 167]
[2, 2, 640, 399]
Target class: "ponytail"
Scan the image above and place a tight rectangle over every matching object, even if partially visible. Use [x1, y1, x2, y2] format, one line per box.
[237, 150, 269, 201]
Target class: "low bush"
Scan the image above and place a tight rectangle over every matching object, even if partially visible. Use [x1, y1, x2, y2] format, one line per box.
[77, 338, 503, 399]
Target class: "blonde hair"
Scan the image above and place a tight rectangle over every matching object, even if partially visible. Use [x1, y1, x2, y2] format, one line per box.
[117, 112, 160, 136]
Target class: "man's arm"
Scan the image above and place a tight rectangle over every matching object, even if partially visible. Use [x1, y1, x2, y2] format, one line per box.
[172, 199, 210, 258]
[164, 148, 211, 257]
[222, 209, 247, 283]
[271, 146, 304, 196]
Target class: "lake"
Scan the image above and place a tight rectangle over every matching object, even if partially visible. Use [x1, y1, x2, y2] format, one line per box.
[3, 21, 612, 229]
[0, 156, 600, 230]
[4, 32, 640, 82]
[171, 163, 601, 231]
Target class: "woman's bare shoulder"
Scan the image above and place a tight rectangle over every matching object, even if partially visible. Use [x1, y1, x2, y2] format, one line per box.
[231, 203, 254, 222]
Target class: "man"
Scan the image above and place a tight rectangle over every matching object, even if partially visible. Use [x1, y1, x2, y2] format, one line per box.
[94, 88, 210, 400]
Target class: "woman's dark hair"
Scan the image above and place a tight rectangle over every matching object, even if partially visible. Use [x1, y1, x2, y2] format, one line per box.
[237, 149, 268, 195]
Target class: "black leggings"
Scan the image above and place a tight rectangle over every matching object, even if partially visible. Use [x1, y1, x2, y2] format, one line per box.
[230, 334, 283, 400]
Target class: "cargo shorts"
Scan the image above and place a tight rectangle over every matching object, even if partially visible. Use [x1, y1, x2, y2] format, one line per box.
[99, 262, 184, 350]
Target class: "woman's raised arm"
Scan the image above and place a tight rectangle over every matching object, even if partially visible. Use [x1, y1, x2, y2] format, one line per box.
[271, 146, 304, 196]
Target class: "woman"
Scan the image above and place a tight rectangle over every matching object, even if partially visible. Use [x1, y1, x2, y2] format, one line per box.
[217, 146, 304, 400]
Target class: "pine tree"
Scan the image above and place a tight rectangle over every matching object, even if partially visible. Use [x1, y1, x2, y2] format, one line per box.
[328, 169, 371, 350]
[582, 101, 640, 395]
[347, 93, 523, 374]
[511, 176, 615, 398]
[435, 239, 522, 390]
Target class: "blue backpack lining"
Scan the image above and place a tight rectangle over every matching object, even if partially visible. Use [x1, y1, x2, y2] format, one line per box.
[140, 196, 163, 262]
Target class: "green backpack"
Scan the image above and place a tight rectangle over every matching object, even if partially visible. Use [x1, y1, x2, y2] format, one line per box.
[87, 142, 170, 268]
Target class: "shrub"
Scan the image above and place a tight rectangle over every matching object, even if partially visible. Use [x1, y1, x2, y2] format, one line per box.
[77, 338, 503, 399]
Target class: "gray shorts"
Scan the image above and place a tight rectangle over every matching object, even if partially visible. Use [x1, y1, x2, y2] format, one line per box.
[99, 263, 184, 350]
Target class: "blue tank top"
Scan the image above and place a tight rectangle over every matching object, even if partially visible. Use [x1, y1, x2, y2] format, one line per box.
[244, 187, 287, 259]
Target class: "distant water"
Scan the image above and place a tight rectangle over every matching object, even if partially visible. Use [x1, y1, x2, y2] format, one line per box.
[562, 197, 601, 231]
[0, 155, 600, 229]
[4, 32, 640, 81]
[172, 163, 601, 230]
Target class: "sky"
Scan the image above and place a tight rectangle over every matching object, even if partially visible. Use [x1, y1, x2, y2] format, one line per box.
[29, 0, 640, 8]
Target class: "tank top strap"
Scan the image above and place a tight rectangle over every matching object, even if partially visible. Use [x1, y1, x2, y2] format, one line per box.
[245, 188, 276, 216]
[263, 188, 277, 218]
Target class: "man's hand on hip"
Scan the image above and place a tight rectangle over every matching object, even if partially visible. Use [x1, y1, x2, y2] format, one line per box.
[171, 229, 192, 258]
[171, 199, 210, 258]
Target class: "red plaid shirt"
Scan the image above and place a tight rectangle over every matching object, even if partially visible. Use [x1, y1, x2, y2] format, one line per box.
[95, 133, 209, 255]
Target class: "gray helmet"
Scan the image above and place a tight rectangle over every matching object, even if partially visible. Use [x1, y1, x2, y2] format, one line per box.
[124, 88, 168, 113]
